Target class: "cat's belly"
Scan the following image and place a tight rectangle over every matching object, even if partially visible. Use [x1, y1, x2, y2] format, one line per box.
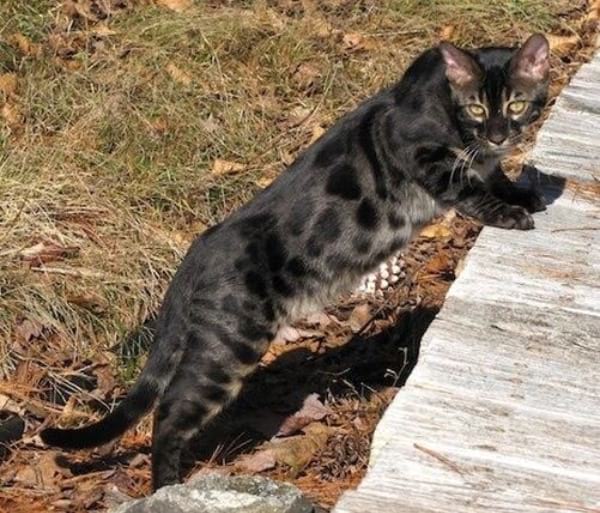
[282, 271, 364, 322]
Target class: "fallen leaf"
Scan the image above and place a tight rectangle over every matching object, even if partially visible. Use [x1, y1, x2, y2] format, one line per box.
[420, 223, 452, 239]
[0, 394, 22, 415]
[68, 294, 107, 314]
[15, 318, 44, 343]
[588, 0, 600, 21]
[149, 116, 169, 136]
[547, 34, 579, 57]
[19, 241, 79, 266]
[342, 32, 377, 52]
[425, 253, 453, 276]
[157, 0, 193, 12]
[293, 63, 320, 90]
[308, 124, 326, 144]
[1, 103, 23, 129]
[439, 25, 455, 40]
[311, 16, 335, 39]
[166, 63, 192, 85]
[348, 304, 372, 333]
[61, 0, 98, 22]
[212, 158, 245, 176]
[277, 393, 331, 437]
[7, 33, 42, 58]
[268, 422, 330, 473]
[287, 105, 312, 126]
[237, 449, 277, 473]
[0, 73, 17, 96]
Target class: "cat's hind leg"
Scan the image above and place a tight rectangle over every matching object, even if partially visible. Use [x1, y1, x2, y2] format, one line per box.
[150, 325, 270, 489]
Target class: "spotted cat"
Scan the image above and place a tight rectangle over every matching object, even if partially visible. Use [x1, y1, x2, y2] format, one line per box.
[42, 34, 550, 490]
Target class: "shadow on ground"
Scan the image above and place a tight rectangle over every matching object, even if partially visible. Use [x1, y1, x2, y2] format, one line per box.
[183, 305, 438, 472]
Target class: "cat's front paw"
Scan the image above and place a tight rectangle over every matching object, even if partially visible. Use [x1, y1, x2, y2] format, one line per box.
[491, 205, 535, 230]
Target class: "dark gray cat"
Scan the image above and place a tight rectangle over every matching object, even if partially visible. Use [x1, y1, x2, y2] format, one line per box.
[42, 34, 550, 489]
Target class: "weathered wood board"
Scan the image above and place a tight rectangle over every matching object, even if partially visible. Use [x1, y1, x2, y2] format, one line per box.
[334, 52, 600, 513]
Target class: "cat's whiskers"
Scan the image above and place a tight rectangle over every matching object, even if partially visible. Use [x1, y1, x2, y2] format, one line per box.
[464, 146, 480, 186]
[458, 144, 478, 188]
[450, 143, 475, 191]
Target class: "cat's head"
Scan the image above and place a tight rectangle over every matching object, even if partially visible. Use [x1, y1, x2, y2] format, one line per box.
[439, 34, 550, 156]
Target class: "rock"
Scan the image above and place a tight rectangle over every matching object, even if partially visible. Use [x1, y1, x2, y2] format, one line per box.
[110, 474, 314, 513]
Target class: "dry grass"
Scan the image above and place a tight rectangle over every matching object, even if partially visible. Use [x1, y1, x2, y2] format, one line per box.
[0, 0, 598, 510]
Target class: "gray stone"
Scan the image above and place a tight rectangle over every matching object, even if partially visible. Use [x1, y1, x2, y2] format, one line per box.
[110, 474, 315, 513]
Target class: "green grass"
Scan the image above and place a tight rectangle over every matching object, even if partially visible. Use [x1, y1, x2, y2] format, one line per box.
[0, 0, 576, 380]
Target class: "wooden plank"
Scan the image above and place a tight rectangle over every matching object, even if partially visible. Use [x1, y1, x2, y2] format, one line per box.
[530, 54, 600, 181]
[334, 50, 600, 513]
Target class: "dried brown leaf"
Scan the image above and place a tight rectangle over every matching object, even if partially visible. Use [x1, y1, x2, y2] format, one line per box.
[15, 318, 45, 343]
[1, 103, 23, 129]
[19, 241, 79, 266]
[439, 25, 455, 40]
[424, 253, 453, 275]
[311, 17, 334, 39]
[268, 422, 330, 472]
[587, 0, 600, 21]
[419, 223, 452, 239]
[547, 34, 579, 57]
[212, 158, 245, 176]
[308, 124, 326, 144]
[0, 73, 18, 97]
[156, 0, 193, 12]
[348, 304, 371, 333]
[342, 32, 377, 52]
[293, 63, 320, 90]
[237, 449, 277, 473]
[166, 63, 192, 85]
[277, 393, 331, 437]
[7, 33, 42, 58]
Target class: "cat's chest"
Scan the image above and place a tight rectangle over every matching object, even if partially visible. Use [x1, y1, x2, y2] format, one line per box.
[468, 156, 499, 182]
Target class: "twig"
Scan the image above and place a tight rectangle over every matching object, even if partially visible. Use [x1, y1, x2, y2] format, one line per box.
[413, 443, 466, 476]
[31, 265, 109, 279]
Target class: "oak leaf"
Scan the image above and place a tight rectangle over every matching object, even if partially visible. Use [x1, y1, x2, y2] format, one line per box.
[212, 158, 245, 176]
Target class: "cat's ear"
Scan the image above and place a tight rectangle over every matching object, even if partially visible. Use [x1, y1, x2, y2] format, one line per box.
[510, 33, 550, 83]
[439, 42, 482, 88]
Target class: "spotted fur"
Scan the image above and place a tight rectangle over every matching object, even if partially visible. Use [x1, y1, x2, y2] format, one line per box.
[41, 34, 550, 490]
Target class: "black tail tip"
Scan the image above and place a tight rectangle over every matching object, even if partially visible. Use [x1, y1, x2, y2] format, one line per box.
[40, 427, 72, 448]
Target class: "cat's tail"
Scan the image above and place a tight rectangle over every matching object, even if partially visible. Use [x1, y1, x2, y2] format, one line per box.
[40, 347, 171, 449]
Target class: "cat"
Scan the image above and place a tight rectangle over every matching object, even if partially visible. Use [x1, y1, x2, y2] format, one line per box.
[41, 33, 550, 490]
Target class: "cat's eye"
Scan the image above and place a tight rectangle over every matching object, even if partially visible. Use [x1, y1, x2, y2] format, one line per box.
[508, 100, 527, 115]
[466, 104, 486, 117]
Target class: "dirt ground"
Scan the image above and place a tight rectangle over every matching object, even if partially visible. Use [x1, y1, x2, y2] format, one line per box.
[1, 1, 599, 512]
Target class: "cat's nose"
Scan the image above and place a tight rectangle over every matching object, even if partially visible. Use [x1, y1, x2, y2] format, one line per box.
[488, 132, 507, 145]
